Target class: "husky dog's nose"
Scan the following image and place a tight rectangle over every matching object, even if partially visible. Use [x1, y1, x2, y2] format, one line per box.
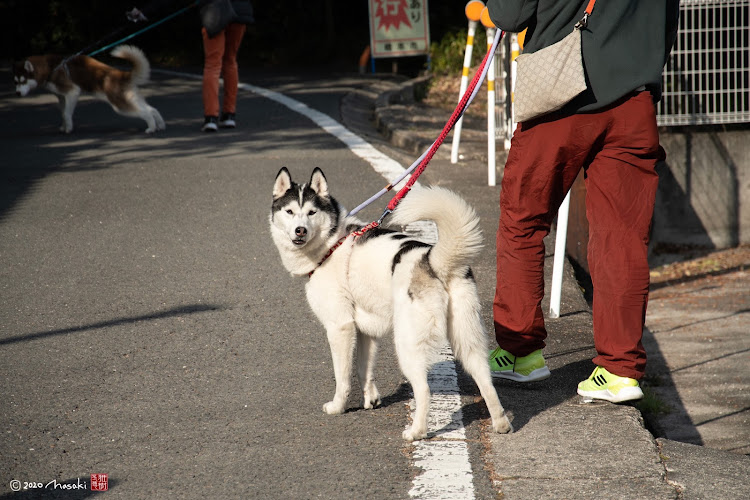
[295, 227, 307, 237]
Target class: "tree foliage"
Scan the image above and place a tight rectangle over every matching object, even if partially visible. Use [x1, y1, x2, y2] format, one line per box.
[2, 0, 469, 70]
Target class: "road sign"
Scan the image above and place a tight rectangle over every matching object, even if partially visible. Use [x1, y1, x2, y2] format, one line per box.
[368, 0, 430, 58]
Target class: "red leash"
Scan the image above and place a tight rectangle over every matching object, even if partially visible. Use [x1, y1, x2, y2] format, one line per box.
[385, 58, 494, 212]
[385, 31, 504, 214]
[309, 30, 505, 277]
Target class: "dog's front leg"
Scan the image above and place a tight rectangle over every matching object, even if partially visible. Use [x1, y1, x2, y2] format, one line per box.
[55, 95, 68, 133]
[59, 91, 79, 133]
[323, 322, 357, 415]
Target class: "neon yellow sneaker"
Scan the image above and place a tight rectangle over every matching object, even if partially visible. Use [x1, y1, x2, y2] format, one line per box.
[489, 347, 551, 382]
[577, 366, 644, 403]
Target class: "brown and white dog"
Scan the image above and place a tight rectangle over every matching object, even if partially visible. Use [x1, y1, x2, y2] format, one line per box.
[13, 45, 165, 134]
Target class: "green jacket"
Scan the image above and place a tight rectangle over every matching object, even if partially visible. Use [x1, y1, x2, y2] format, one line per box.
[486, 0, 680, 112]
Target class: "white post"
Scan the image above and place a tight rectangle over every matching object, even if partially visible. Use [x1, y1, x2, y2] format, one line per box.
[451, 1, 485, 164]
[549, 191, 570, 319]
[486, 27, 497, 186]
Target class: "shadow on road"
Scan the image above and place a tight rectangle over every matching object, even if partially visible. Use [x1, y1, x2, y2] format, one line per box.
[0, 304, 222, 346]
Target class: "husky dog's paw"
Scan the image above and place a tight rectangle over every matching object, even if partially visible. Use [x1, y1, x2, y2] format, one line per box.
[322, 400, 345, 415]
[493, 414, 513, 434]
[60, 117, 73, 133]
[154, 111, 166, 130]
[363, 396, 381, 410]
[362, 388, 381, 410]
[402, 425, 427, 442]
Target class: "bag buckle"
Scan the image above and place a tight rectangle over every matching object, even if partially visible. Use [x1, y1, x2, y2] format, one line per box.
[575, 13, 589, 30]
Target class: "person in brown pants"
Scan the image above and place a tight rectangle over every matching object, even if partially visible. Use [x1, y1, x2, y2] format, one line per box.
[485, 0, 680, 402]
[199, 0, 254, 131]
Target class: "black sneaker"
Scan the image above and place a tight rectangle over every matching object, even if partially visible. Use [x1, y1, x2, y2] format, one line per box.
[219, 113, 236, 128]
[202, 116, 219, 132]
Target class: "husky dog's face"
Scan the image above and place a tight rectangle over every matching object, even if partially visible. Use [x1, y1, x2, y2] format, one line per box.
[271, 167, 340, 248]
[12, 60, 38, 97]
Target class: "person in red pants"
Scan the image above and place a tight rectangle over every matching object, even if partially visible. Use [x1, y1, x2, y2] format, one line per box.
[199, 0, 255, 131]
[485, 0, 680, 402]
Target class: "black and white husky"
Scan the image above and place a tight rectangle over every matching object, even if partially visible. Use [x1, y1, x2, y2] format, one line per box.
[269, 167, 512, 441]
[12, 45, 165, 134]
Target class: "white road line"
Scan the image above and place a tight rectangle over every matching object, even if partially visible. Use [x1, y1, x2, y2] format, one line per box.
[153, 69, 406, 183]
[409, 345, 475, 499]
[154, 69, 476, 499]
[237, 82, 408, 185]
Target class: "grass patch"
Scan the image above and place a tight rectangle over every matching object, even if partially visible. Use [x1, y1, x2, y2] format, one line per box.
[429, 29, 488, 75]
[636, 386, 673, 416]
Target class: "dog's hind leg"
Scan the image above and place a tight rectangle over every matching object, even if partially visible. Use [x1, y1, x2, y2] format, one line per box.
[322, 322, 357, 415]
[447, 275, 513, 434]
[357, 331, 381, 410]
[150, 106, 166, 131]
[394, 295, 446, 441]
[118, 94, 160, 133]
[397, 341, 431, 442]
[135, 99, 158, 134]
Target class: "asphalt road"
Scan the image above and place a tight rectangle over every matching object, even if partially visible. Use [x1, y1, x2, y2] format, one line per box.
[0, 68, 438, 498]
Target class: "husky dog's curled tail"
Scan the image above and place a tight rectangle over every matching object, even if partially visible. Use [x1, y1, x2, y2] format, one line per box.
[111, 45, 150, 85]
[388, 186, 483, 282]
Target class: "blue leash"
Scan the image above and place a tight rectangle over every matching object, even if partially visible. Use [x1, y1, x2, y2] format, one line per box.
[89, 1, 199, 57]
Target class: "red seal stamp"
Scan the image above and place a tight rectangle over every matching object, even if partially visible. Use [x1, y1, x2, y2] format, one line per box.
[90, 474, 108, 491]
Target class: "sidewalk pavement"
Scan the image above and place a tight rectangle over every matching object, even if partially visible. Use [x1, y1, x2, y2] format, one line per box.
[350, 75, 750, 499]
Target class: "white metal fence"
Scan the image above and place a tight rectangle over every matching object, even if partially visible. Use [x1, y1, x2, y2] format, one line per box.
[658, 0, 750, 126]
[494, 0, 750, 133]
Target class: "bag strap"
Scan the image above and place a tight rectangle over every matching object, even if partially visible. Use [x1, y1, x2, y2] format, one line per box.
[575, 0, 597, 29]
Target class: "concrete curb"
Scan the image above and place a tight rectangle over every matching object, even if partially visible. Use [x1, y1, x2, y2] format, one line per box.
[373, 75, 435, 155]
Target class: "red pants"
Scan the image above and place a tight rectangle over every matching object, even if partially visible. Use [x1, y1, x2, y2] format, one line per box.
[202, 23, 246, 117]
[493, 91, 662, 380]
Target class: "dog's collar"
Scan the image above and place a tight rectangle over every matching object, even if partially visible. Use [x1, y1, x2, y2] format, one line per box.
[307, 215, 391, 278]
[307, 234, 350, 278]
[306, 218, 384, 278]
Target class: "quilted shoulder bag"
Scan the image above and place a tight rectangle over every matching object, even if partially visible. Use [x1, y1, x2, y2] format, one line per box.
[513, 0, 597, 123]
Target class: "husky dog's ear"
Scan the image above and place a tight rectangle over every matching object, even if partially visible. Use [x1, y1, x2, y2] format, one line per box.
[309, 168, 329, 198]
[273, 167, 292, 199]
[24, 60, 34, 73]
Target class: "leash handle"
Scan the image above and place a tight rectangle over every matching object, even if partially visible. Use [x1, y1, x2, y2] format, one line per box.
[88, 1, 200, 57]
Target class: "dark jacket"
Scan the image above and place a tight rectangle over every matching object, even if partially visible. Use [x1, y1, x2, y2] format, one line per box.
[230, 0, 255, 25]
[486, 0, 680, 112]
[200, 0, 254, 38]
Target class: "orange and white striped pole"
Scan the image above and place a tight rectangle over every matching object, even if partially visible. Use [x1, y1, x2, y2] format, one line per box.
[450, 0, 485, 164]
[480, 7, 497, 186]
